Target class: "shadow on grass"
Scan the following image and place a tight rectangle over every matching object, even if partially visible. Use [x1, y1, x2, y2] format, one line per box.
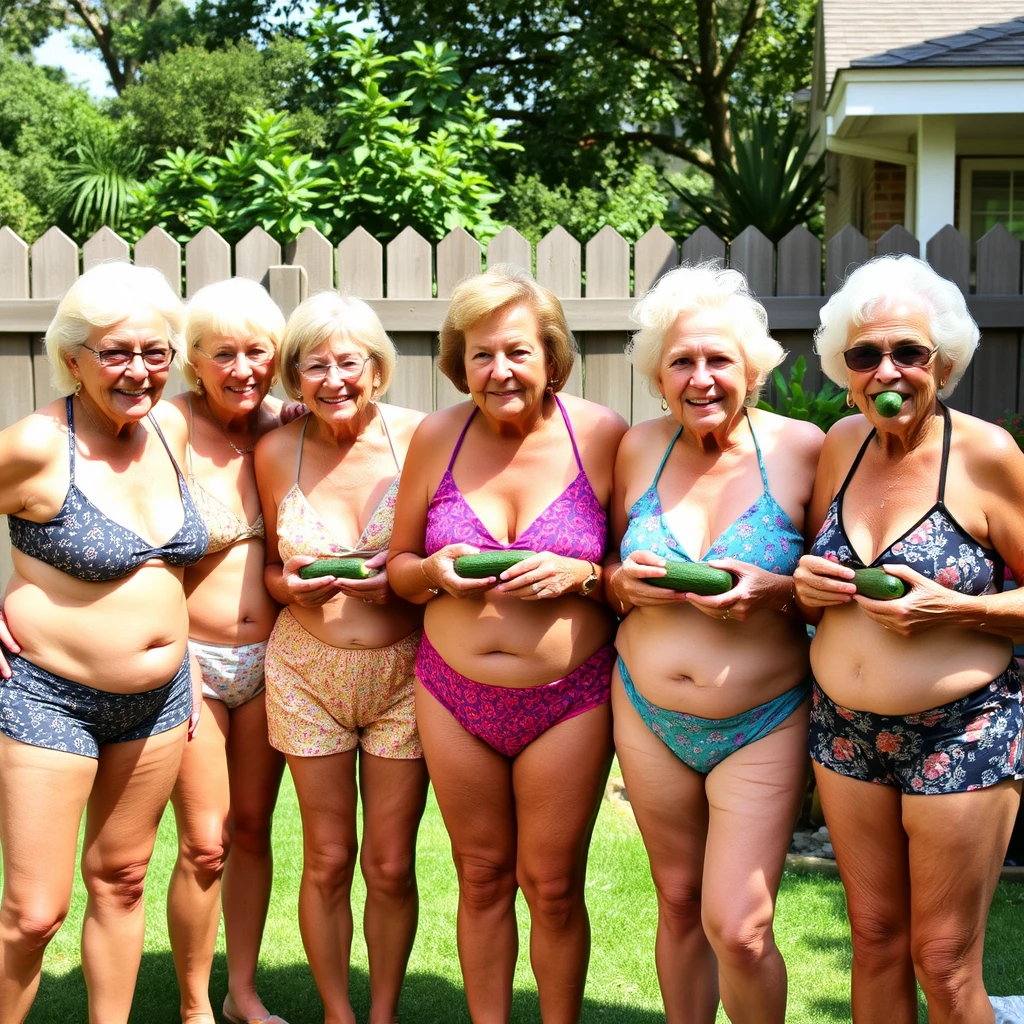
[29, 953, 666, 1024]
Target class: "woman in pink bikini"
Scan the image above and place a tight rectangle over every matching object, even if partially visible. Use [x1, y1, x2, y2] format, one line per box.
[255, 292, 427, 1024]
[389, 264, 627, 1023]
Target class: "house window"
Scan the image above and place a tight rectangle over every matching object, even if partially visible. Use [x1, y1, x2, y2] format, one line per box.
[959, 158, 1024, 250]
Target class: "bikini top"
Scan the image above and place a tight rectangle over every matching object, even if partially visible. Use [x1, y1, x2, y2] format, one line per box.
[620, 411, 804, 575]
[186, 397, 264, 554]
[424, 395, 607, 562]
[809, 403, 1003, 595]
[276, 408, 401, 562]
[8, 396, 209, 582]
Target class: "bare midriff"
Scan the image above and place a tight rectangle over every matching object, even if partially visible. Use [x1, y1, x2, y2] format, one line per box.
[186, 539, 279, 645]
[5, 553, 189, 692]
[811, 603, 1012, 715]
[424, 590, 615, 688]
[616, 604, 809, 719]
[288, 590, 422, 651]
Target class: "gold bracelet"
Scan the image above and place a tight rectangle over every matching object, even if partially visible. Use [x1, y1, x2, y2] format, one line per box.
[421, 559, 439, 597]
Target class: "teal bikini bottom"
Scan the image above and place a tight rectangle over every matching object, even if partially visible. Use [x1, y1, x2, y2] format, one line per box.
[618, 657, 809, 774]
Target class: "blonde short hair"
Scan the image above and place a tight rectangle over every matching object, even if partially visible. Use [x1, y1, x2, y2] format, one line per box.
[815, 255, 979, 398]
[627, 263, 784, 405]
[182, 278, 286, 390]
[278, 292, 396, 401]
[439, 264, 576, 393]
[44, 261, 184, 395]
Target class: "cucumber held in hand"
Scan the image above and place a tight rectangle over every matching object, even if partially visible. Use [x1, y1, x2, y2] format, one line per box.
[853, 567, 906, 600]
[874, 391, 904, 418]
[454, 550, 539, 578]
[299, 557, 379, 580]
[647, 560, 735, 595]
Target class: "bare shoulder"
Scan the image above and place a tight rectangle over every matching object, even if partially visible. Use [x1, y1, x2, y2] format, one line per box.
[255, 411, 305, 466]
[0, 402, 66, 468]
[409, 401, 474, 450]
[951, 409, 1024, 476]
[151, 396, 189, 440]
[617, 415, 675, 459]
[750, 407, 825, 460]
[557, 392, 628, 447]
[377, 402, 428, 446]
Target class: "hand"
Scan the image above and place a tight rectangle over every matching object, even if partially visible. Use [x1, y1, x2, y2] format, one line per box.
[421, 545, 496, 598]
[495, 552, 591, 600]
[279, 401, 307, 425]
[853, 563, 960, 636]
[333, 550, 392, 605]
[608, 552, 689, 608]
[281, 555, 350, 607]
[187, 703, 201, 740]
[683, 558, 789, 622]
[794, 554, 856, 608]
[0, 603, 20, 680]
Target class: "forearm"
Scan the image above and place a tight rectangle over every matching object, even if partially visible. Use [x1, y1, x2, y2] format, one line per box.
[949, 588, 1024, 640]
[604, 560, 631, 617]
[264, 563, 292, 606]
[388, 551, 440, 604]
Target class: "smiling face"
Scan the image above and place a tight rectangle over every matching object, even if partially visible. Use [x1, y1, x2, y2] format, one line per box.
[463, 304, 552, 421]
[845, 302, 948, 428]
[296, 336, 380, 426]
[192, 330, 276, 416]
[67, 307, 172, 425]
[656, 309, 754, 435]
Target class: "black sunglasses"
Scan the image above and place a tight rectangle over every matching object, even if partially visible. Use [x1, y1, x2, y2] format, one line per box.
[843, 344, 937, 373]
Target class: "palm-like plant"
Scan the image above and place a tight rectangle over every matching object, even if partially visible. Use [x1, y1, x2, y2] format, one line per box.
[669, 111, 825, 243]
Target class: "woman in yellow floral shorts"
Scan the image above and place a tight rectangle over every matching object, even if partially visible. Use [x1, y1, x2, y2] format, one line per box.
[255, 292, 427, 1024]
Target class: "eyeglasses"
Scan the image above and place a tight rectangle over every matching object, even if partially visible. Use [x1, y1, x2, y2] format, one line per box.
[195, 345, 274, 368]
[843, 344, 937, 373]
[79, 343, 176, 370]
[295, 356, 370, 383]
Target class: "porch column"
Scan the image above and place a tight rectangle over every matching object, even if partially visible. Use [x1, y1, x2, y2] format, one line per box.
[915, 115, 955, 244]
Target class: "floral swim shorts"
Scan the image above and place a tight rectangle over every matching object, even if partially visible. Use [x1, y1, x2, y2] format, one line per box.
[809, 661, 1024, 794]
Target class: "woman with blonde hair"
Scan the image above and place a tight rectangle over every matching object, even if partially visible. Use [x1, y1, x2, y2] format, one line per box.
[255, 292, 428, 1024]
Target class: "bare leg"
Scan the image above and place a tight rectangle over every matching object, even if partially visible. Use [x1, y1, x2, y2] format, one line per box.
[288, 750, 359, 1024]
[222, 691, 286, 1022]
[0, 735, 97, 1023]
[611, 670, 718, 1024]
[81, 722, 187, 1024]
[702, 705, 807, 1023]
[358, 752, 429, 1024]
[513, 702, 613, 1024]
[415, 681, 518, 1024]
[168, 697, 230, 1022]
[906, 779, 1020, 1024]
[813, 764, 917, 1024]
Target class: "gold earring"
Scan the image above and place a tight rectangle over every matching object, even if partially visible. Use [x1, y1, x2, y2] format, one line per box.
[194, 378, 205, 395]
[661, 397, 669, 412]
[73, 380, 82, 396]
[845, 391, 855, 409]
[939, 378, 948, 389]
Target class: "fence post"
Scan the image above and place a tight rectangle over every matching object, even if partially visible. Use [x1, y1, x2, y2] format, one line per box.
[583, 225, 631, 421]
[135, 227, 182, 295]
[290, 227, 334, 295]
[185, 226, 231, 299]
[632, 226, 679, 423]
[487, 227, 531, 273]
[236, 227, 282, 287]
[681, 226, 726, 267]
[927, 225, 972, 412]
[537, 226, 582, 396]
[82, 226, 130, 270]
[386, 227, 435, 413]
[730, 226, 774, 298]
[974, 224, 1022, 421]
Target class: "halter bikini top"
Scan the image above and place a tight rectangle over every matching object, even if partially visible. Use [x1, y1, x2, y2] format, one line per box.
[276, 408, 401, 562]
[621, 411, 804, 575]
[424, 395, 607, 562]
[187, 397, 264, 554]
[810, 403, 1003, 595]
[8, 396, 209, 582]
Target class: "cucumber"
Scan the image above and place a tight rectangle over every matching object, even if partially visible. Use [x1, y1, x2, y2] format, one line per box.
[853, 567, 906, 600]
[647, 560, 735, 595]
[454, 550, 538, 578]
[874, 391, 904, 418]
[298, 558, 378, 580]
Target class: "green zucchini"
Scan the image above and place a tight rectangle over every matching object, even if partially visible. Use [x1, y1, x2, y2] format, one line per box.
[298, 558, 378, 580]
[874, 391, 904, 418]
[454, 550, 538, 579]
[853, 567, 906, 600]
[647, 560, 735, 595]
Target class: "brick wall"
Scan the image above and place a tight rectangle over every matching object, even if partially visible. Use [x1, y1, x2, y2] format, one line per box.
[868, 162, 906, 243]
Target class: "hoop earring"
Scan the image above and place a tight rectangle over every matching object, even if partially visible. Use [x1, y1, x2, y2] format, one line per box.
[845, 391, 855, 409]
[661, 397, 669, 412]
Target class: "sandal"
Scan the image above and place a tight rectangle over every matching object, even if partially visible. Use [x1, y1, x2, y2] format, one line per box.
[222, 996, 290, 1024]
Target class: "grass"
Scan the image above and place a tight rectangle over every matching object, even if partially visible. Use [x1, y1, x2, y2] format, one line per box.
[16, 764, 1024, 1023]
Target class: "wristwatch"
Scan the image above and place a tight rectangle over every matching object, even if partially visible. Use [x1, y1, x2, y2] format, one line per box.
[580, 561, 599, 596]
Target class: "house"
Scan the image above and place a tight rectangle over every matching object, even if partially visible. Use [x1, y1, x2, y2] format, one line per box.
[810, 1, 1024, 249]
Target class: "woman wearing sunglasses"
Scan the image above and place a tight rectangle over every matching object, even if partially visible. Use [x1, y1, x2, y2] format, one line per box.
[254, 293, 428, 1024]
[795, 254, 1024, 1023]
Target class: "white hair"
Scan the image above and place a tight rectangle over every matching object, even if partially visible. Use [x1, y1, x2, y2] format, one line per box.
[44, 261, 184, 395]
[627, 263, 785, 404]
[815, 255, 979, 398]
[182, 278, 286, 390]
[278, 292, 396, 401]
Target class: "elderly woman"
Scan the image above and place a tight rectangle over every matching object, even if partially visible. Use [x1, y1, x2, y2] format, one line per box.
[154, 278, 290, 1024]
[605, 265, 823, 1023]
[388, 264, 627, 1023]
[0, 261, 207, 1022]
[796, 254, 1024, 1023]
[254, 292, 427, 1024]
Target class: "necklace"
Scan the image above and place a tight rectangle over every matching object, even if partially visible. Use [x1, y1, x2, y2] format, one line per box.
[217, 422, 257, 455]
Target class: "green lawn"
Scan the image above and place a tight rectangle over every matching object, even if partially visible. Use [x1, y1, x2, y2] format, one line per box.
[18, 766, 1024, 1023]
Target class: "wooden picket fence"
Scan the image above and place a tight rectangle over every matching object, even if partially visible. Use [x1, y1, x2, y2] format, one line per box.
[2, 218, 1024, 588]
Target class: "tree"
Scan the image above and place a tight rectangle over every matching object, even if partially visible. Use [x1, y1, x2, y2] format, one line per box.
[342, 0, 816, 186]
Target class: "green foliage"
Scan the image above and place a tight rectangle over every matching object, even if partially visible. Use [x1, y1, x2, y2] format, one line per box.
[668, 111, 825, 243]
[758, 356, 854, 433]
[0, 165, 45, 240]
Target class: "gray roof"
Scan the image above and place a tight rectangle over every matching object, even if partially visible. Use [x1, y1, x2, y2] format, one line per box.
[851, 17, 1024, 67]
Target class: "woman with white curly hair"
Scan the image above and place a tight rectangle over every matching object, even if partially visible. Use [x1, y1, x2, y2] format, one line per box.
[795, 254, 1024, 1023]
[606, 263, 824, 1022]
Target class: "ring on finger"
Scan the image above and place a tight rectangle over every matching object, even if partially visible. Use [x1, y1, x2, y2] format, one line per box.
[722, 609, 730, 620]
[532, 582, 542, 594]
